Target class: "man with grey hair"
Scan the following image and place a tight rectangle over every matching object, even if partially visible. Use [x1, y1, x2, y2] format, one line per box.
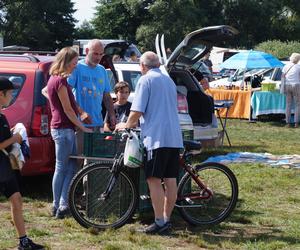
[282, 52, 300, 128]
[116, 51, 183, 234]
[68, 39, 116, 131]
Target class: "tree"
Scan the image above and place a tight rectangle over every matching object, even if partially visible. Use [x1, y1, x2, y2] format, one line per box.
[91, 0, 300, 51]
[0, 0, 76, 50]
[255, 40, 300, 59]
[92, 0, 150, 42]
[74, 20, 96, 39]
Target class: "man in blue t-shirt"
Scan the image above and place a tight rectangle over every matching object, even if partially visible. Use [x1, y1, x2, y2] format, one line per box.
[68, 39, 116, 129]
[116, 51, 183, 234]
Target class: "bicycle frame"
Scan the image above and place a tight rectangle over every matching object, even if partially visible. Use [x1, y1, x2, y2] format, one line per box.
[97, 153, 124, 201]
[175, 149, 213, 208]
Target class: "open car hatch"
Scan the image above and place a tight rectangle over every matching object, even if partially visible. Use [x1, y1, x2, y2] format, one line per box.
[156, 25, 238, 71]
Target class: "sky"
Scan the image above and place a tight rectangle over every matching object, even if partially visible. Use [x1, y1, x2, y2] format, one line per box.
[73, 0, 97, 26]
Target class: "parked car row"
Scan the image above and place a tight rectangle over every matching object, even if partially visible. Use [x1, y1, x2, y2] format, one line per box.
[1, 25, 238, 176]
[209, 66, 284, 89]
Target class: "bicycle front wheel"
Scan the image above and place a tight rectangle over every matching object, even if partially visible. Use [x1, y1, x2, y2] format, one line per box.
[177, 162, 238, 226]
[68, 162, 138, 229]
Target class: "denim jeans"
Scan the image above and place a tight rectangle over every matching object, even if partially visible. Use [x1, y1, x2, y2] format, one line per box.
[51, 128, 77, 209]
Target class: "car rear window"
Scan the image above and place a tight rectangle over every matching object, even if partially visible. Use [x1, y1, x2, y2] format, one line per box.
[122, 70, 141, 91]
[0, 74, 25, 107]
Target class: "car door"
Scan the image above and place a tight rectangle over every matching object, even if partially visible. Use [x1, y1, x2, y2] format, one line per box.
[156, 25, 239, 71]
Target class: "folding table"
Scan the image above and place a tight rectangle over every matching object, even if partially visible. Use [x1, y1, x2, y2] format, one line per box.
[214, 99, 234, 146]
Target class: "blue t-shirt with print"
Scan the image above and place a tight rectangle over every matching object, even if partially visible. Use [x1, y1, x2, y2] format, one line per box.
[68, 59, 111, 126]
[131, 68, 183, 151]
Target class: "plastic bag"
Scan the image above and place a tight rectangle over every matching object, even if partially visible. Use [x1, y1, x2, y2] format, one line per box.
[123, 131, 143, 168]
[1, 148, 21, 170]
[280, 78, 286, 95]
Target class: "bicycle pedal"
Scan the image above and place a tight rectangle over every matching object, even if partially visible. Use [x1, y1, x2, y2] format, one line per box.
[140, 195, 151, 200]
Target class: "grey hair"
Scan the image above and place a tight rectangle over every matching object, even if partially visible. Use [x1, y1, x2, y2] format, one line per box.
[140, 51, 160, 69]
[290, 53, 300, 64]
[87, 39, 103, 49]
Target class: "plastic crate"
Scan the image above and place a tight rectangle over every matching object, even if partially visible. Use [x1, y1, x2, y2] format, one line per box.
[83, 132, 125, 158]
[86, 167, 137, 218]
[182, 129, 194, 140]
[261, 82, 276, 91]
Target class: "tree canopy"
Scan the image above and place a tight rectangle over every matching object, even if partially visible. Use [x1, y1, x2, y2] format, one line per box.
[0, 0, 76, 50]
[92, 0, 300, 53]
[0, 0, 299, 56]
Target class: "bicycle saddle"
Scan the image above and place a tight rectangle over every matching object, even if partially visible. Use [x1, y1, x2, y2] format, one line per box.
[183, 140, 202, 151]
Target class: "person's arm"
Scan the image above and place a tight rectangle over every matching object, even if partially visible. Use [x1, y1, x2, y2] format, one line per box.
[115, 111, 142, 130]
[103, 122, 112, 132]
[57, 85, 92, 132]
[0, 133, 22, 150]
[103, 110, 113, 132]
[103, 92, 116, 127]
[44, 84, 92, 124]
[76, 105, 92, 124]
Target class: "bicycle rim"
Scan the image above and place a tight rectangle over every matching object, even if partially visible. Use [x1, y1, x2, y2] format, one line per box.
[177, 162, 238, 225]
[68, 163, 137, 229]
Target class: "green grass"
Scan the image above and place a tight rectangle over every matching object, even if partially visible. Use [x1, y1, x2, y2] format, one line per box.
[1, 119, 300, 249]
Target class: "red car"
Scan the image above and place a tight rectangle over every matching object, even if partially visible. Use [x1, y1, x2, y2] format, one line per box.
[0, 54, 55, 176]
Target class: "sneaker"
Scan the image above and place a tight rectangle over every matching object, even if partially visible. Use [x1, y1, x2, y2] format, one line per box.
[138, 222, 170, 235]
[285, 123, 291, 128]
[55, 207, 70, 219]
[295, 123, 299, 128]
[18, 238, 44, 250]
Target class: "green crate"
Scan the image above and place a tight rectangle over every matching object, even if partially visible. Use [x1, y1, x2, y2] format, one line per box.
[182, 129, 194, 140]
[83, 132, 125, 158]
[86, 166, 138, 219]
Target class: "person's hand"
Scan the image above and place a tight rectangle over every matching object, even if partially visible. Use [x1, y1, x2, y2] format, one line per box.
[13, 133, 22, 144]
[80, 112, 92, 124]
[82, 127, 93, 133]
[114, 122, 126, 132]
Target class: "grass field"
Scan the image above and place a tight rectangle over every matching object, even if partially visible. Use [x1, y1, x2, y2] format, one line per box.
[1, 119, 300, 250]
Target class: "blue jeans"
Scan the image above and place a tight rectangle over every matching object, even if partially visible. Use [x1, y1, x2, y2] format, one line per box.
[51, 128, 77, 209]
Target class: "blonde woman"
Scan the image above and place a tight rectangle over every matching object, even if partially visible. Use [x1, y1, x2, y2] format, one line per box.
[43, 47, 92, 219]
[282, 53, 300, 128]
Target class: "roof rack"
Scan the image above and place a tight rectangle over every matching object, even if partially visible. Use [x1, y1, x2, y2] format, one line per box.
[0, 53, 41, 62]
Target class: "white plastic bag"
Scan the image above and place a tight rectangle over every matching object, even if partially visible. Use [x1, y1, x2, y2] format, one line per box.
[124, 131, 143, 168]
[280, 77, 286, 95]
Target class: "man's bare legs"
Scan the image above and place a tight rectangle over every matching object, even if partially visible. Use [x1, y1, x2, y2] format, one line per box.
[147, 177, 177, 223]
[162, 178, 177, 222]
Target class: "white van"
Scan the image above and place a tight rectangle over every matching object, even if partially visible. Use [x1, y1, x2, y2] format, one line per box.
[210, 46, 246, 73]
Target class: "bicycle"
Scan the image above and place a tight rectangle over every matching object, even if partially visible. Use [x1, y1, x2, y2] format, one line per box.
[68, 129, 238, 229]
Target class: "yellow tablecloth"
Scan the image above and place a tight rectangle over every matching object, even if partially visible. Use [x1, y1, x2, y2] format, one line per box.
[206, 89, 251, 119]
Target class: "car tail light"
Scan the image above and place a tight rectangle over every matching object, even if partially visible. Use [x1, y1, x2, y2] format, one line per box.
[177, 94, 189, 114]
[31, 106, 50, 136]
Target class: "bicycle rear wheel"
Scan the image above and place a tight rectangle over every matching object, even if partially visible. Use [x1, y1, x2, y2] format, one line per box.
[68, 162, 138, 229]
[177, 162, 238, 225]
